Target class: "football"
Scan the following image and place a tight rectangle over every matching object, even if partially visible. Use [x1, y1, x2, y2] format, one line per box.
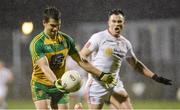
[61, 70, 82, 92]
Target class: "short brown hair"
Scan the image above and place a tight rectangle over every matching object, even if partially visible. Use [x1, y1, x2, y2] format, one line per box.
[43, 7, 61, 22]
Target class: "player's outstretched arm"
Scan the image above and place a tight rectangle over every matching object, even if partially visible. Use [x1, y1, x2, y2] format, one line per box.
[126, 56, 172, 85]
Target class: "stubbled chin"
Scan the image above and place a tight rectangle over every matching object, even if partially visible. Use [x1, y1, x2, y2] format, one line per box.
[115, 30, 120, 34]
[111, 32, 119, 37]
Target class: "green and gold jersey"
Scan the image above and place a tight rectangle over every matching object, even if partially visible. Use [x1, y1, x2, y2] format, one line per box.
[29, 31, 78, 86]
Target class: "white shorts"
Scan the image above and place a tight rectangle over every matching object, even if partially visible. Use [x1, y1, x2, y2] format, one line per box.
[85, 78, 126, 104]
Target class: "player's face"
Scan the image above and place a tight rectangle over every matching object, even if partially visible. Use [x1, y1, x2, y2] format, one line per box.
[43, 18, 61, 38]
[108, 14, 125, 37]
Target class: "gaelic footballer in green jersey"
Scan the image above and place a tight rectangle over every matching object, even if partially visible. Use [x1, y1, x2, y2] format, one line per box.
[29, 7, 115, 110]
[29, 31, 78, 86]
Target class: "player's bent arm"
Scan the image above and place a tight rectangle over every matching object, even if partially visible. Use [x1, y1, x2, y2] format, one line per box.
[79, 46, 92, 58]
[79, 47, 98, 75]
[126, 56, 154, 78]
[126, 56, 172, 85]
[36, 56, 57, 84]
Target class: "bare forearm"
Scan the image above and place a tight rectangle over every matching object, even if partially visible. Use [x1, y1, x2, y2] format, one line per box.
[135, 61, 154, 78]
[126, 57, 172, 85]
[78, 58, 101, 77]
[36, 57, 57, 84]
[74, 52, 114, 84]
[126, 57, 154, 78]
[40, 65, 57, 83]
[71, 53, 101, 77]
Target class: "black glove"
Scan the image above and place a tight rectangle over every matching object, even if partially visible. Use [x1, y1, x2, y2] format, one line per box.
[152, 74, 172, 85]
[99, 72, 114, 84]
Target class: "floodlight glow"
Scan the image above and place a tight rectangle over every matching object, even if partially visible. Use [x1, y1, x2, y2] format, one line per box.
[132, 82, 146, 97]
[22, 22, 33, 35]
[177, 88, 180, 100]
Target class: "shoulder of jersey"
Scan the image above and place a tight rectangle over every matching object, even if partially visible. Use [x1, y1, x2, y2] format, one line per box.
[59, 31, 73, 41]
[120, 35, 130, 43]
[93, 30, 107, 38]
[31, 32, 44, 44]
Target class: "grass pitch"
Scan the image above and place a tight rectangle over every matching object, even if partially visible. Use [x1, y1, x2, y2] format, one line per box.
[7, 99, 180, 109]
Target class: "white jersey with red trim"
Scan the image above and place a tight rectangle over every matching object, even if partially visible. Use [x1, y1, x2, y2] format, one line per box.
[85, 29, 136, 80]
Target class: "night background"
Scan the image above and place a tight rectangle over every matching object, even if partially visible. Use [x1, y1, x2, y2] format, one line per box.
[0, 0, 180, 109]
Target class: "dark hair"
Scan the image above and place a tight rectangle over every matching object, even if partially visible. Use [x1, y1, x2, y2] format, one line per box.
[108, 9, 125, 18]
[43, 7, 61, 22]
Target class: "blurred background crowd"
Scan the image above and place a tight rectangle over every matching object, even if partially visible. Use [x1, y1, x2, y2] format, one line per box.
[0, 0, 180, 107]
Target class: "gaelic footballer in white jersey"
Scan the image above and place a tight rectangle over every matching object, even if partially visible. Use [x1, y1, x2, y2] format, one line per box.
[85, 29, 136, 104]
[87, 29, 135, 80]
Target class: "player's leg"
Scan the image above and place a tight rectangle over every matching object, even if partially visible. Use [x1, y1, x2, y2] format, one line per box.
[49, 97, 69, 109]
[110, 90, 133, 109]
[53, 92, 69, 110]
[74, 103, 83, 110]
[31, 81, 51, 109]
[88, 103, 103, 110]
[34, 99, 50, 109]
[110, 80, 133, 109]
[110, 101, 127, 109]
[87, 92, 104, 109]
[0, 89, 7, 109]
[123, 97, 133, 109]
[85, 79, 108, 110]
[50, 101, 58, 109]
[57, 103, 68, 109]
[0, 98, 7, 109]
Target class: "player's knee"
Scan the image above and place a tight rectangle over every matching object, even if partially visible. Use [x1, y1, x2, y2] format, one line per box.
[121, 94, 128, 102]
[74, 103, 83, 110]
[112, 91, 129, 103]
